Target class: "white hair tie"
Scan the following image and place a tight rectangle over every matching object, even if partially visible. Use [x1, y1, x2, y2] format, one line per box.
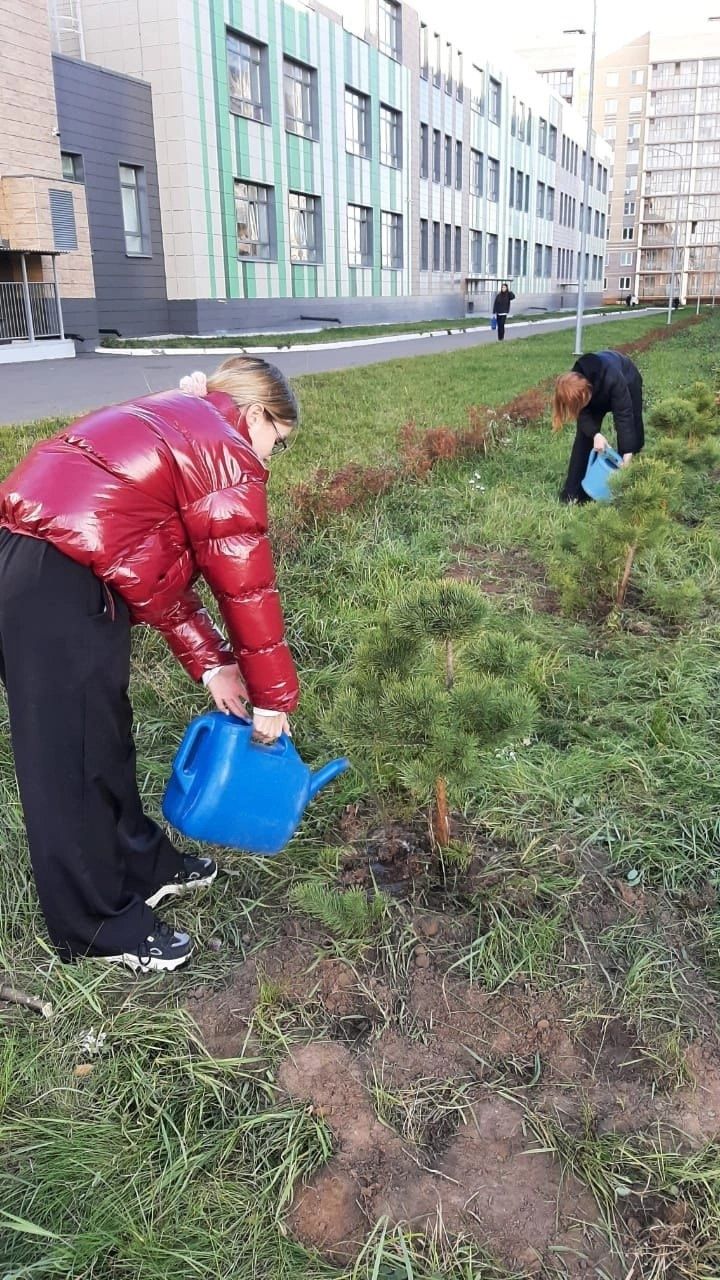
[179, 370, 208, 397]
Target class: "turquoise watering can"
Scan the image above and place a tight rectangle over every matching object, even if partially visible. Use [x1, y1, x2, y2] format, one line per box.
[581, 445, 623, 502]
[162, 712, 350, 855]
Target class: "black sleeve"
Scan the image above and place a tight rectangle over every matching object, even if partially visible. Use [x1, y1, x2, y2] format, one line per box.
[492, 294, 499, 313]
[577, 408, 598, 441]
[508, 292, 516, 302]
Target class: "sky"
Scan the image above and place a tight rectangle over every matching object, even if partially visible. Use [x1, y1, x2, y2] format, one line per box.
[427, 0, 720, 58]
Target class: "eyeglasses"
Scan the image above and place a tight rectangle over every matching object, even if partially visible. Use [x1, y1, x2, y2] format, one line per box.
[265, 410, 292, 456]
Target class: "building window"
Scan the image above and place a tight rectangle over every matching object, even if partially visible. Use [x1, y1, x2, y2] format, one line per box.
[420, 23, 429, 78]
[606, 71, 619, 87]
[629, 96, 644, 113]
[515, 169, 523, 209]
[284, 59, 317, 138]
[620, 275, 632, 290]
[433, 32, 441, 87]
[470, 148, 483, 195]
[455, 140, 463, 190]
[604, 124, 616, 142]
[509, 166, 515, 209]
[484, 234, 497, 276]
[538, 117, 547, 154]
[471, 64, 484, 113]
[454, 225, 462, 272]
[378, 0, 401, 59]
[420, 123, 429, 178]
[432, 220, 441, 270]
[227, 31, 267, 122]
[487, 156, 499, 201]
[444, 134, 453, 186]
[381, 210, 403, 269]
[445, 42, 453, 95]
[420, 218, 429, 270]
[626, 175, 638, 191]
[622, 226, 634, 240]
[345, 87, 371, 157]
[119, 164, 150, 255]
[604, 98, 617, 114]
[457, 51, 464, 101]
[548, 124, 557, 159]
[489, 77, 501, 123]
[544, 245, 552, 277]
[432, 129, 441, 182]
[534, 242, 543, 276]
[541, 67, 574, 102]
[621, 251, 634, 266]
[511, 96, 517, 137]
[628, 121, 640, 142]
[444, 222, 452, 271]
[546, 185, 555, 218]
[289, 192, 321, 263]
[234, 180, 273, 259]
[380, 104, 402, 168]
[537, 181, 545, 217]
[470, 229, 482, 272]
[348, 204, 373, 267]
[631, 68, 644, 85]
[626, 148, 640, 166]
[61, 151, 84, 183]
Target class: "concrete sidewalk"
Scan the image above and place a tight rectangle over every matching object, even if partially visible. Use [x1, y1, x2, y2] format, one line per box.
[1, 309, 665, 425]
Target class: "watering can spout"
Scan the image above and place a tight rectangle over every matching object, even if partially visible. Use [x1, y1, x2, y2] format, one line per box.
[309, 756, 350, 799]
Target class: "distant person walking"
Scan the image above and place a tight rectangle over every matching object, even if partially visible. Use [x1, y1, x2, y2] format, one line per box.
[492, 283, 516, 341]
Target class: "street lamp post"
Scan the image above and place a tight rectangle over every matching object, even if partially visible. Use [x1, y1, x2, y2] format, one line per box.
[565, 3, 598, 357]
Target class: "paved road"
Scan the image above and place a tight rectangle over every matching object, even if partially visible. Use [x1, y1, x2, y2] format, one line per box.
[0, 309, 663, 425]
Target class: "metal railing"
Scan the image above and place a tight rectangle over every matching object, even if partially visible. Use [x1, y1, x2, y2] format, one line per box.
[0, 282, 61, 342]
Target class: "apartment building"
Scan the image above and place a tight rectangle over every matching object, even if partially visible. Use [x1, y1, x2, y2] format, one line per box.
[518, 23, 720, 305]
[0, 0, 93, 362]
[64, 0, 609, 333]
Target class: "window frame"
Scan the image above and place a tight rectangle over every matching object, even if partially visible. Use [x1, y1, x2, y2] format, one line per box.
[283, 57, 317, 140]
[288, 190, 322, 264]
[227, 29, 268, 123]
[234, 179, 274, 261]
[347, 203, 373, 268]
[119, 162, 151, 257]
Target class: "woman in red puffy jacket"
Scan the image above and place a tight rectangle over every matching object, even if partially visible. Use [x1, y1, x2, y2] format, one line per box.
[0, 355, 299, 973]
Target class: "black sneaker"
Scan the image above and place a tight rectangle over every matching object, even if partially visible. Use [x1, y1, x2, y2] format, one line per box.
[145, 854, 218, 910]
[102, 918, 194, 973]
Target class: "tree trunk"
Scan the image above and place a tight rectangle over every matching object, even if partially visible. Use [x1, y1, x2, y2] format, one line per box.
[617, 541, 638, 607]
[433, 776, 450, 846]
[445, 638, 455, 690]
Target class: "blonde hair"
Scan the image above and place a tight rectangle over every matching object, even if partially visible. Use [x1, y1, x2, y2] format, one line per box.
[180, 355, 298, 426]
[552, 372, 592, 432]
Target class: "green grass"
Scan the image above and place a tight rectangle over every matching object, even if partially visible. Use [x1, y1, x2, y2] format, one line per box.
[99, 304, 639, 350]
[3, 311, 720, 1278]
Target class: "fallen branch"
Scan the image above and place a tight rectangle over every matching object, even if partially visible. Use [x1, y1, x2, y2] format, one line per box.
[0, 980, 53, 1018]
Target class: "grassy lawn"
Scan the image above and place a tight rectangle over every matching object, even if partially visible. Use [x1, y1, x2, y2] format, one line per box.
[98, 304, 641, 350]
[2, 312, 720, 1278]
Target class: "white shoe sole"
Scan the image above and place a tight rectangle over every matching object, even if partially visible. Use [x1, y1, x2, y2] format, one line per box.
[145, 867, 218, 910]
[102, 946, 193, 973]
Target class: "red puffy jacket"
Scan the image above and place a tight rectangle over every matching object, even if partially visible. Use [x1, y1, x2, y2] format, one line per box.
[0, 389, 299, 712]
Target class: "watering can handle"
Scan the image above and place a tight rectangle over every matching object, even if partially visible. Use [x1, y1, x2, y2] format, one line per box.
[596, 445, 623, 466]
[249, 731, 291, 757]
[173, 719, 212, 792]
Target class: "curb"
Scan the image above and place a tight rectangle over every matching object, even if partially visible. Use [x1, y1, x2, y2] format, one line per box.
[94, 309, 665, 357]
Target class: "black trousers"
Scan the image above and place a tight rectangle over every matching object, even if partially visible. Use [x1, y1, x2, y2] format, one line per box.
[560, 371, 645, 503]
[0, 531, 183, 961]
[496, 314, 507, 341]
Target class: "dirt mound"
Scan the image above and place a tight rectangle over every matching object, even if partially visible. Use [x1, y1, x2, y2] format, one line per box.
[278, 1041, 613, 1275]
[447, 543, 560, 614]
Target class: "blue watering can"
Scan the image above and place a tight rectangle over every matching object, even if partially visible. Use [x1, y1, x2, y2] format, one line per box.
[162, 712, 350, 855]
[581, 445, 623, 502]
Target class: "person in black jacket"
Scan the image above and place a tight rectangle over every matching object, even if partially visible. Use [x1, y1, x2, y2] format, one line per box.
[552, 350, 645, 503]
[492, 283, 516, 341]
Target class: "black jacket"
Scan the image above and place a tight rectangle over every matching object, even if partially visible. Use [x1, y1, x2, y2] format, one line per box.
[493, 290, 515, 315]
[572, 350, 644, 454]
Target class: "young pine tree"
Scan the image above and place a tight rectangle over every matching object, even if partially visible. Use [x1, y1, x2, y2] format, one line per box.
[550, 456, 681, 616]
[329, 580, 537, 845]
